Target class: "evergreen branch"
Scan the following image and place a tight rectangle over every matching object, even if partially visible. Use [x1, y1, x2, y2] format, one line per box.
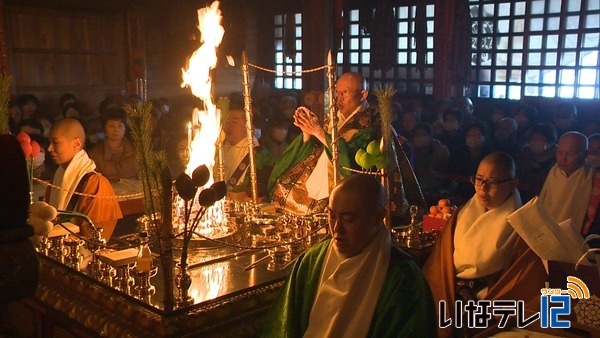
[373, 84, 397, 152]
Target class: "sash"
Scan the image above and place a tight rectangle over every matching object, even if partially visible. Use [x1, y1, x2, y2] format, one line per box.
[226, 145, 262, 191]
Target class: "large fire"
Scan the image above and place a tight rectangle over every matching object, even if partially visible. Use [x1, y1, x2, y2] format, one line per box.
[181, 0, 224, 183]
[179, 1, 227, 235]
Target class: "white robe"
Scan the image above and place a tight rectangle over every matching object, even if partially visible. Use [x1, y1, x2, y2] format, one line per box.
[539, 163, 593, 231]
[454, 190, 522, 279]
[304, 226, 391, 338]
[48, 150, 96, 211]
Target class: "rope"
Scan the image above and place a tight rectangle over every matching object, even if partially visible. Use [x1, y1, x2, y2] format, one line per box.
[248, 62, 329, 75]
[341, 166, 385, 176]
[33, 177, 144, 199]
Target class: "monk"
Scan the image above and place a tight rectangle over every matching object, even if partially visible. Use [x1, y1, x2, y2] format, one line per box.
[423, 152, 546, 338]
[268, 72, 425, 218]
[46, 118, 122, 241]
[261, 174, 436, 337]
[539, 131, 600, 236]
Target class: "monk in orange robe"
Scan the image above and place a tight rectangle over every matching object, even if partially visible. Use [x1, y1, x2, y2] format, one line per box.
[46, 118, 122, 241]
[422, 152, 546, 337]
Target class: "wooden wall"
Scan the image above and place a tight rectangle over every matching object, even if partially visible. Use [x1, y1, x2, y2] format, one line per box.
[5, 4, 127, 118]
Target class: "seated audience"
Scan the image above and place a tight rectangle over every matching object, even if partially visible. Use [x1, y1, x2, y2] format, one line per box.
[59, 93, 77, 111]
[513, 104, 538, 144]
[540, 131, 599, 236]
[423, 152, 546, 338]
[437, 108, 464, 155]
[62, 102, 82, 120]
[516, 123, 557, 202]
[261, 174, 436, 337]
[445, 121, 493, 204]
[88, 108, 137, 181]
[8, 101, 22, 134]
[491, 118, 521, 160]
[45, 118, 122, 241]
[18, 119, 44, 136]
[552, 102, 580, 138]
[582, 119, 600, 137]
[397, 110, 419, 141]
[261, 117, 289, 160]
[411, 123, 450, 204]
[167, 135, 189, 179]
[587, 133, 600, 170]
[17, 94, 39, 120]
[456, 97, 475, 129]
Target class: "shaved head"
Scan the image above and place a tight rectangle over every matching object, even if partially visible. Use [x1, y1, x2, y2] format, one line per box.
[332, 173, 386, 212]
[48, 118, 86, 166]
[480, 152, 516, 179]
[53, 118, 86, 144]
[557, 131, 588, 175]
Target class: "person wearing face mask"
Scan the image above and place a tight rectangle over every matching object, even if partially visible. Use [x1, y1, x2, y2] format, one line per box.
[516, 123, 557, 203]
[587, 133, 600, 170]
[444, 122, 492, 204]
[437, 108, 464, 155]
[410, 123, 449, 204]
[261, 117, 290, 160]
[29, 134, 57, 201]
[84, 116, 105, 150]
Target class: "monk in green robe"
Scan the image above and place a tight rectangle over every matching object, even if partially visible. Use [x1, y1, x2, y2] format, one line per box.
[268, 72, 426, 218]
[261, 174, 436, 337]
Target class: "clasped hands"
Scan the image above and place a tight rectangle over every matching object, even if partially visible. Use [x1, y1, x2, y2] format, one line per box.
[293, 107, 326, 144]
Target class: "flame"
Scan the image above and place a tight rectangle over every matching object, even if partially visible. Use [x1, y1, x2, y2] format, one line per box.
[181, 1, 224, 184]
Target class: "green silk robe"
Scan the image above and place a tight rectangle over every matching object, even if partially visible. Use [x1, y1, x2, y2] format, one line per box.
[261, 239, 437, 338]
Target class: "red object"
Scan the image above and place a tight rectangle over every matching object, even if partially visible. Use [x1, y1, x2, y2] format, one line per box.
[19, 140, 32, 157]
[16, 131, 30, 144]
[423, 215, 447, 232]
[30, 140, 40, 157]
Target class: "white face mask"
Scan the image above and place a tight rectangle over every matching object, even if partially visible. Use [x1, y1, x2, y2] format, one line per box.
[587, 155, 600, 168]
[88, 132, 105, 144]
[529, 141, 547, 154]
[254, 128, 262, 140]
[33, 151, 45, 169]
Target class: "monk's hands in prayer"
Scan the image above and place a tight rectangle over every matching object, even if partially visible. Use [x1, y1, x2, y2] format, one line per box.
[294, 107, 326, 144]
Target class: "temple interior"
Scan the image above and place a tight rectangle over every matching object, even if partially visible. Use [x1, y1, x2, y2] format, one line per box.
[0, 0, 599, 337]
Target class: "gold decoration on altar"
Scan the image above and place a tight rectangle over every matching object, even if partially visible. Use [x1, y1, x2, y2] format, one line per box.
[0, 74, 11, 134]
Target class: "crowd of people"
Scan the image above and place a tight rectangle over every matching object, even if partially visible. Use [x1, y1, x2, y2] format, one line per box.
[4, 75, 600, 337]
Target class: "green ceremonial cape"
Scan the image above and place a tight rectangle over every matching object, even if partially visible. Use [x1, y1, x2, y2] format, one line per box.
[260, 239, 437, 338]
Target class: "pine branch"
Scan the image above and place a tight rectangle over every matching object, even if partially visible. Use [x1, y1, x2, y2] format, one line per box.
[373, 84, 397, 152]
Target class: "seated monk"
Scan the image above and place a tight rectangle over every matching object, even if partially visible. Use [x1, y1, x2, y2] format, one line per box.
[422, 152, 546, 338]
[261, 174, 436, 337]
[45, 118, 122, 241]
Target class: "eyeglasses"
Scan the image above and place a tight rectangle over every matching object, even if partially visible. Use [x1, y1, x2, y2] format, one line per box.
[336, 89, 361, 99]
[470, 176, 513, 189]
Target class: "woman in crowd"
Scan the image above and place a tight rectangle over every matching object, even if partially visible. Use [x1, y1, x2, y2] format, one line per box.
[516, 123, 557, 202]
[88, 108, 137, 181]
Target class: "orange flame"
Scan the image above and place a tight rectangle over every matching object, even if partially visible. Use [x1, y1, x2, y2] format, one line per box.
[181, 1, 224, 186]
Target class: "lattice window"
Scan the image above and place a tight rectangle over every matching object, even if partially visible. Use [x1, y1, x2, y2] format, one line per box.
[336, 5, 435, 94]
[274, 13, 303, 90]
[469, 0, 599, 100]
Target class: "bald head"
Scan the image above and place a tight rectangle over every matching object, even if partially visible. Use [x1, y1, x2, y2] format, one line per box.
[557, 131, 588, 175]
[480, 152, 516, 179]
[52, 118, 86, 144]
[48, 118, 86, 166]
[328, 173, 387, 257]
[332, 173, 386, 212]
[338, 72, 367, 91]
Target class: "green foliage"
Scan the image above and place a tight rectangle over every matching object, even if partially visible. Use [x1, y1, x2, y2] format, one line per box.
[125, 101, 168, 226]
